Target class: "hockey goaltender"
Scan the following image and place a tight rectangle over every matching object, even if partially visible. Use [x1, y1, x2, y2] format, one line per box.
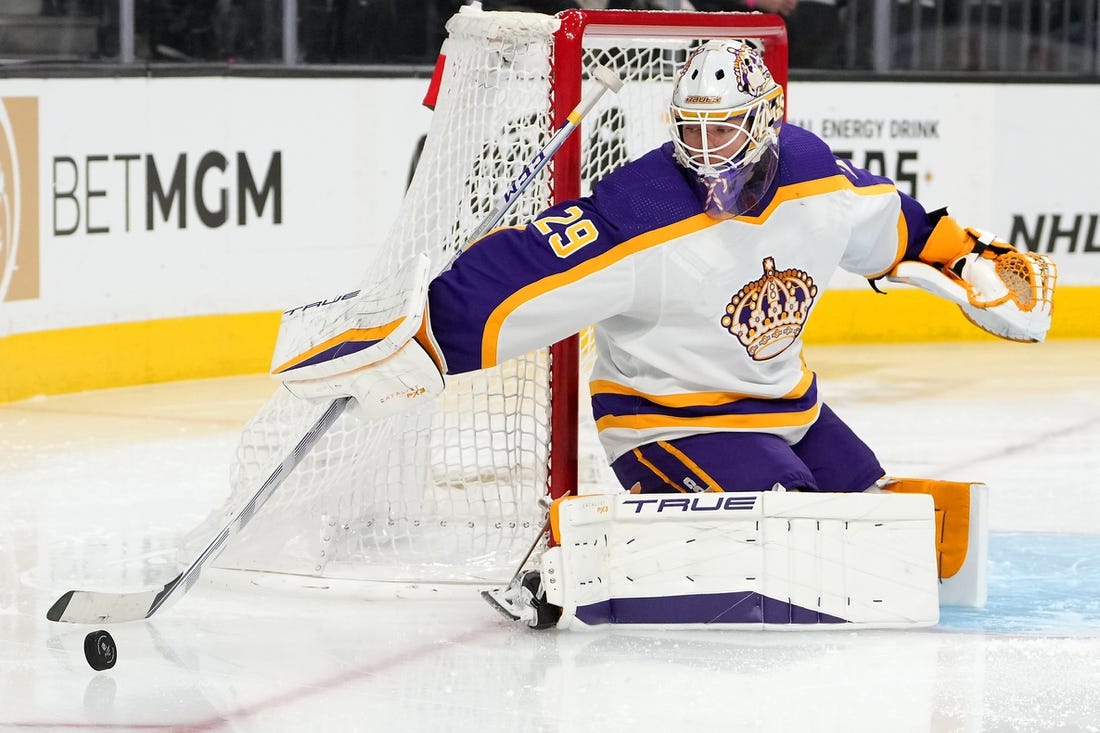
[273, 40, 1056, 630]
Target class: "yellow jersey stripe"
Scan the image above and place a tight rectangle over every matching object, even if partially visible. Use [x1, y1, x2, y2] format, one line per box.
[633, 448, 685, 493]
[658, 440, 726, 493]
[482, 212, 722, 366]
[589, 367, 814, 407]
[735, 175, 897, 226]
[868, 210, 912, 280]
[596, 402, 820, 432]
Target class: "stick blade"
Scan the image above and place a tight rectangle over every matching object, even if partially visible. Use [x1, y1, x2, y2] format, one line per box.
[46, 585, 167, 624]
[592, 64, 624, 93]
[45, 591, 75, 622]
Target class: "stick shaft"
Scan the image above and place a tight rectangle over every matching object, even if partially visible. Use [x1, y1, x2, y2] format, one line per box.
[47, 65, 623, 625]
[46, 398, 350, 624]
[148, 396, 350, 617]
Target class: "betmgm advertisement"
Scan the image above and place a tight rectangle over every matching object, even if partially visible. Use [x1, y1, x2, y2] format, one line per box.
[0, 77, 1097, 403]
[0, 97, 38, 304]
[0, 76, 432, 403]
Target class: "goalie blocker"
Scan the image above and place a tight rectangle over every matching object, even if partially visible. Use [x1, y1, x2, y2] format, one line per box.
[270, 253, 444, 418]
[511, 479, 987, 630]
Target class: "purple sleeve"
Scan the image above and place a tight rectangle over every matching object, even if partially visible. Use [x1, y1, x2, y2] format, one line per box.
[425, 198, 623, 374]
[425, 146, 701, 375]
[897, 192, 937, 262]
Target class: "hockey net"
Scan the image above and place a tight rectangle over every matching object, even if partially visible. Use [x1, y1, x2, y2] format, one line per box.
[189, 8, 788, 587]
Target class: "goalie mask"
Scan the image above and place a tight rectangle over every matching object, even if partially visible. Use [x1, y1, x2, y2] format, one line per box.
[670, 39, 784, 218]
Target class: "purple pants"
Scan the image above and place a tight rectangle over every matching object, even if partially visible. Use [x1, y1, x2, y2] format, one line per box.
[610, 403, 884, 494]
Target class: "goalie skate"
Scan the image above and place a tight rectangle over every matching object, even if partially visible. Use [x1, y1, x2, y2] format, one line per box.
[481, 570, 562, 630]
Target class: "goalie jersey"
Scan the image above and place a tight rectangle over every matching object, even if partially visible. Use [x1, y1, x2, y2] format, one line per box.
[418, 124, 938, 463]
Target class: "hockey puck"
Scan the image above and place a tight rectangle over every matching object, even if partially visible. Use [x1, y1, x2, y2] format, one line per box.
[83, 630, 117, 671]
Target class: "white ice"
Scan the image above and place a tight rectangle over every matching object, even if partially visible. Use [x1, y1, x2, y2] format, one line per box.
[2, 341, 1099, 732]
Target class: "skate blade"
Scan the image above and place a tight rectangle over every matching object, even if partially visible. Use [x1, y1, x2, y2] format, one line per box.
[481, 588, 522, 622]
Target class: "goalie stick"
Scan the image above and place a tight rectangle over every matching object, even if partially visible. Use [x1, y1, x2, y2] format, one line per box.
[47, 397, 351, 624]
[46, 65, 625, 626]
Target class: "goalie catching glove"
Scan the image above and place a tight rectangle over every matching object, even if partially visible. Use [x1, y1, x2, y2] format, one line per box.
[889, 215, 1057, 342]
[269, 253, 444, 419]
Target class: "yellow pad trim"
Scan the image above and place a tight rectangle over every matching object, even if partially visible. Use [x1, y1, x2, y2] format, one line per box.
[271, 317, 407, 375]
[549, 496, 568, 546]
[885, 477, 972, 578]
[919, 215, 973, 266]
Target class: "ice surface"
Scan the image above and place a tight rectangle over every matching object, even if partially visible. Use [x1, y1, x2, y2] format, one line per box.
[2, 342, 1099, 731]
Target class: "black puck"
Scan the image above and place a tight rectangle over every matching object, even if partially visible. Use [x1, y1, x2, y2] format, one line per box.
[84, 630, 117, 671]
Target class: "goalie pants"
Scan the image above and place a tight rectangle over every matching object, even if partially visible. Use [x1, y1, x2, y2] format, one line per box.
[610, 403, 885, 495]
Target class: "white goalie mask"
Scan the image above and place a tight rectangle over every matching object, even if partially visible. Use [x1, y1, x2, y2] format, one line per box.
[670, 40, 784, 217]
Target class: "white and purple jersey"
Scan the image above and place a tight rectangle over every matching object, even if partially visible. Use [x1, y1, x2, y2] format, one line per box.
[421, 124, 937, 463]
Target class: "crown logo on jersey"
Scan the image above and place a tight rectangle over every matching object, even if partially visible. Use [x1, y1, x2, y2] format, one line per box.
[721, 257, 818, 361]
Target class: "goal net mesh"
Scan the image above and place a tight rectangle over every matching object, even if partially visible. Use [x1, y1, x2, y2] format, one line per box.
[186, 8, 779, 586]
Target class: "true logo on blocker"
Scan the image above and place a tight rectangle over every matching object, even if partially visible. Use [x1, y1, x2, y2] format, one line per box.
[0, 97, 39, 303]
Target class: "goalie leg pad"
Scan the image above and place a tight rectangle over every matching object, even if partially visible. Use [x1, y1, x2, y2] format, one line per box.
[541, 490, 941, 630]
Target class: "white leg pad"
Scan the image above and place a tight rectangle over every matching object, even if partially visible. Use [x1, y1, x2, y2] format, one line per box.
[541, 491, 940, 630]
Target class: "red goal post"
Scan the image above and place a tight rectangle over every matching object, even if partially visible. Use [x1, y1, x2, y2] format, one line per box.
[547, 9, 789, 501]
